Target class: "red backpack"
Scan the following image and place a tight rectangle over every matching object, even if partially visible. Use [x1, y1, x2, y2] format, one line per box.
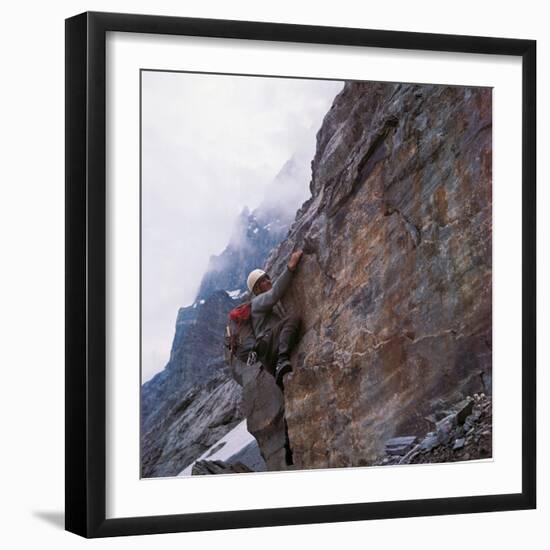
[224, 302, 257, 365]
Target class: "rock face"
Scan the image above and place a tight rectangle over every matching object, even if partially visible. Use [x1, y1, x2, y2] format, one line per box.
[141, 372, 242, 477]
[246, 81, 492, 470]
[141, 290, 237, 441]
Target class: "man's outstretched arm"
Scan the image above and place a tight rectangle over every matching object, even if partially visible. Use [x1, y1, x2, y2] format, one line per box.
[252, 250, 303, 312]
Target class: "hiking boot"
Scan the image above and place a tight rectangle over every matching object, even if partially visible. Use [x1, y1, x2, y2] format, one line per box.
[275, 356, 292, 389]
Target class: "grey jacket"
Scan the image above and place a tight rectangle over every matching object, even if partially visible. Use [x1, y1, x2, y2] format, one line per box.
[251, 266, 294, 340]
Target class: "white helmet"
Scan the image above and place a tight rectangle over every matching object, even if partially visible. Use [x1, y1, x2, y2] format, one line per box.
[247, 269, 267, 294]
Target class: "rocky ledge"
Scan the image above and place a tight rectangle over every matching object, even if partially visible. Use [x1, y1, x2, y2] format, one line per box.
[375, 393, 492, 466]
[192, 460, 253, 475]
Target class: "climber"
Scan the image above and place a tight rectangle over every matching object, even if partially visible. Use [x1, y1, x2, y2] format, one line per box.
[246, 250, 303, 389]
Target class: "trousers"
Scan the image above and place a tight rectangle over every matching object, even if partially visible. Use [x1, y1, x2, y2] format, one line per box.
[254, 315, 301, 375]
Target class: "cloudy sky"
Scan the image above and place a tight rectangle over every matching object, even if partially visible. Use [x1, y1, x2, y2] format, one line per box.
[141, 70, 343, 383]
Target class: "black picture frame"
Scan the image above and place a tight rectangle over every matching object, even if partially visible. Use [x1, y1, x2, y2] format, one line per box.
[65, 11, 536, 538]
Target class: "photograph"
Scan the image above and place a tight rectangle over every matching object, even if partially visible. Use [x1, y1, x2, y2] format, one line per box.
[139, 70, 493, 478]
[0, 0, 542, 544]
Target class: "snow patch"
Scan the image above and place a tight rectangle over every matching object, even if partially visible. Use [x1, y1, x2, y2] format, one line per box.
[227, 289, 243, 299]
[178, 420, 256, 476]
[199, 299, 205, 304]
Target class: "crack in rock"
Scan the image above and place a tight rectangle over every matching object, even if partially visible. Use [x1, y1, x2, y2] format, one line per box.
[384, 205, 422, 247]
[328, 115, 399, 217]
[303, 235, 338, 285]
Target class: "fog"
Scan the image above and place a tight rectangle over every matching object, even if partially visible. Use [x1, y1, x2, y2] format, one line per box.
[142, 70, 342, 382]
